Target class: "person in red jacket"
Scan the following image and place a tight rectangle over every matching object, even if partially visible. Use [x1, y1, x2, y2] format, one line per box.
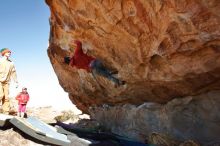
[64, 40, 125, 86]
[16, 87, 30, 118]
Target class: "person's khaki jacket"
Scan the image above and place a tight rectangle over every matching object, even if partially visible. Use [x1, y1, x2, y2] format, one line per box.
[0, 58, 18, 83]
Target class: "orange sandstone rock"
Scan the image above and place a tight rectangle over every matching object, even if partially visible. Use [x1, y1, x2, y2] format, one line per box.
[46, 0, 220, 113]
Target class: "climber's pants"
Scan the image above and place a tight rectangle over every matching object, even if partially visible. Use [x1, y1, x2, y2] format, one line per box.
[90, 59, 120, 85]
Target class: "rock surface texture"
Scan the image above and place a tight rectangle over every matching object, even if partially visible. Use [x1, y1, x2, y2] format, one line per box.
[91, 90, 220, 146]
[45, 0, 220, 145]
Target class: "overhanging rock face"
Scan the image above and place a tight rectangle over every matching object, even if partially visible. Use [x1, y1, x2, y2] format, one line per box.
[45, 0, 220, 144]
[46, 0, 220, 112]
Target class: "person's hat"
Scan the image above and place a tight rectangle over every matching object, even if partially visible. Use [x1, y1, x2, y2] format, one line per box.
[1, 48, 11, 56]
[22, 87, 27, 90]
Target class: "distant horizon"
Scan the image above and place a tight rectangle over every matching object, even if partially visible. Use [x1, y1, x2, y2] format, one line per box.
[0, 0, 79, 112]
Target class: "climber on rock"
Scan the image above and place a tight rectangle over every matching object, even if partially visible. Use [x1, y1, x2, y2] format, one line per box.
[64, 40, 125, 87]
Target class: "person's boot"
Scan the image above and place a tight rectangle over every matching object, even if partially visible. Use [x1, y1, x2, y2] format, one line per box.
[119, 80, 126, 85]
[115, 80, 126, 88]
[21, 112, 25, 118]
[110, 70, 118, 75]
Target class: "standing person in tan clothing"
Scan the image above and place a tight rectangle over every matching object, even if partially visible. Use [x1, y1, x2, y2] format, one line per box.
[0, 48, 19, 114]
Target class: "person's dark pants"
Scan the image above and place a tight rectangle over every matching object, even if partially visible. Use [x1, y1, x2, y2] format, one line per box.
[90, 59, 121, 85]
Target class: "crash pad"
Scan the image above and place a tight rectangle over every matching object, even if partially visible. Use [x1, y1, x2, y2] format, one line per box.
[0, 113, 13, 127]
[56, 122, 149, 146]
[10, 116, 70, 146]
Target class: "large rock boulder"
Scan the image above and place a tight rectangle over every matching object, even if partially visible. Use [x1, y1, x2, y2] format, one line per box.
[46, 0, 220, 112]
[45, 0, 220, 144]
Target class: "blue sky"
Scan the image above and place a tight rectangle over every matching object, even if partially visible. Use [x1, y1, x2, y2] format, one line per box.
[0, 0, 76, 111]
